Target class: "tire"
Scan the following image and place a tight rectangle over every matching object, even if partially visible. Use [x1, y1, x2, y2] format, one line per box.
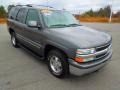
[11, 32, 19, 48]
[47, 49, 69, 78]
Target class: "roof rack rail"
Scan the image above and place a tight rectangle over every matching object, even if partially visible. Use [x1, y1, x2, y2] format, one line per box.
[16, 5, 32, 7]
[26, 4, 54, 8]
[15, 4, 55, 9]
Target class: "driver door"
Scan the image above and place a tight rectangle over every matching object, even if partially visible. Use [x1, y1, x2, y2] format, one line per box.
[23, 9, 43, 56]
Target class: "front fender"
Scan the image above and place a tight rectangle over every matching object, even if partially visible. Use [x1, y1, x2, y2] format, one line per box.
[45, 40, 76, 59]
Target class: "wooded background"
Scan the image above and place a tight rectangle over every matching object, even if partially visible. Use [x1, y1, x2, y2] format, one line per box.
[0, 5, 120, 23]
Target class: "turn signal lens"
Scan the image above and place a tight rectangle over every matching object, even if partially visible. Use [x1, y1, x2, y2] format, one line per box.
[75, 57, 95, 63]
[75, 57, 84, 63]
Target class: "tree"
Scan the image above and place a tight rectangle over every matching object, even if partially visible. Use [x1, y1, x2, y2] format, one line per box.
[81, 9, 94, 17]
[88, 9, 94, 17]
[81, 5, 111, 17]
[103, 5, 111, 17]
[98, 8, 105, 17]
[0, 5, 6, 18]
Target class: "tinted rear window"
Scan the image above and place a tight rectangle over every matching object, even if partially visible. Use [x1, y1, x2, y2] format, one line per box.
[16, 8, 28, 23]
[8, 7, 20, 19]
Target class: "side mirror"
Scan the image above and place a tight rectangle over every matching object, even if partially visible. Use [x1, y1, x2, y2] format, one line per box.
[27, 21, 40, 28]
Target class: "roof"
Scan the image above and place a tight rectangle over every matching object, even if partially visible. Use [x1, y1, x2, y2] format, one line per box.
[15, 4, 55, 10]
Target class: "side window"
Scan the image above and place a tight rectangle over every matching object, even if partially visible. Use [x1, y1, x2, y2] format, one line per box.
[9, 7, 20, 19]
[8, 7, 15, 19]
[26, 9, 39, 25]
[16, 8, 27, 23]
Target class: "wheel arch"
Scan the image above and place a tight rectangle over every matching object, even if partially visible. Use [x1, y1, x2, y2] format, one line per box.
[44, 44, 68, 59]
[8, 28, 14, 35]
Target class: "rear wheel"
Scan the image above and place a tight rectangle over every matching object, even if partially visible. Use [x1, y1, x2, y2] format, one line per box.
[11, 32, 19, 48]
[47, 49, 69, 78]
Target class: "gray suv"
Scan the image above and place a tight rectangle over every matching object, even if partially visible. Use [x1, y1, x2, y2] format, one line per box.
[7, 5, 112, 78]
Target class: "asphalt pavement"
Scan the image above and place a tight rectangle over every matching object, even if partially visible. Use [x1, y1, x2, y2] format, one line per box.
[0, 23, 120, 90]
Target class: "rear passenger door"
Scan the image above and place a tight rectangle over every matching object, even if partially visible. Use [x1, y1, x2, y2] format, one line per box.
[7, 7, 20, 29]
[15, 8, 28, 37]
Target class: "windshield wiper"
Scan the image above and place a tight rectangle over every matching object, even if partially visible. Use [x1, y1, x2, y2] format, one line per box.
[50, 24, 68, 27]
[50, 24, 81, 28]
[67, 23, 81, 27]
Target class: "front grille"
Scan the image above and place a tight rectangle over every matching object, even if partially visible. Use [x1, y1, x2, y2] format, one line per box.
[96, 53, 106, 59]
[95, 42, 111, 60]
[96, 43, 110, 52]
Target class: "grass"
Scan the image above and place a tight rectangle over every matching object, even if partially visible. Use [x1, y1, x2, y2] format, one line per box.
[75, 16, 120, 23]
[0, 18, 6, 24]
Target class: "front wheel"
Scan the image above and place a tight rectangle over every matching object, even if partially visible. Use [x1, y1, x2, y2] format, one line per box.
[47, 49, 69, 78]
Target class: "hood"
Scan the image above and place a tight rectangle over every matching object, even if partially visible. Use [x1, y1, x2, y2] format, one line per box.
[49, 26, 111, 48]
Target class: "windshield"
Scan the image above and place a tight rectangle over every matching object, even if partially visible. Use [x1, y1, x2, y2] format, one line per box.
[40, 10, 80, 28]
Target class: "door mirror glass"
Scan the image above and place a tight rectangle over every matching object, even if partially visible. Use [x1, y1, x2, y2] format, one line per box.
[27, 21, 38, 27]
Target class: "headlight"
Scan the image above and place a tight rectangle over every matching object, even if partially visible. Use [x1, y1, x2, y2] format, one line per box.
[75, 48, 95, 63]
[76, 48, 95, 55]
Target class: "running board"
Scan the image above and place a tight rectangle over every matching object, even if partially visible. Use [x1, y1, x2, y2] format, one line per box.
[18, 43, 44, 61]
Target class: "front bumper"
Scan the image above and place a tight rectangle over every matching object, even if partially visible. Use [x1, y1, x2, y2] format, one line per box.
[68, 50, 112, 76]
